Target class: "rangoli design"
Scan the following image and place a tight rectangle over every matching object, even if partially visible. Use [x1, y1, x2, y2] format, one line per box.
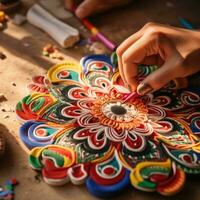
[16, 54, 200, 197]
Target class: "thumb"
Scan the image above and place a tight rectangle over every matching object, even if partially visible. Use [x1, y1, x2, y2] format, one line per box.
[75, 0, 97, 18]
[137, 54, 183, 95]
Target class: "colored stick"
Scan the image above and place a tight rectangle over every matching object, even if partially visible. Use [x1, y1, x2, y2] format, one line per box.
[81, 19, 117, 51]
[123, 92, 140, 103]
[71, 5, 117, 51]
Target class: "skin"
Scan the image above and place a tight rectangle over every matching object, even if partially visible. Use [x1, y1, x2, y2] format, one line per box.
[116, 23, 200, 94]
[64, 0, 132, 18]
[63, 1, 200, 95]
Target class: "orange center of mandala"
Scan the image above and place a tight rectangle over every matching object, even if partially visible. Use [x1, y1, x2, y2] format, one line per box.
[91, 96, 148, 130]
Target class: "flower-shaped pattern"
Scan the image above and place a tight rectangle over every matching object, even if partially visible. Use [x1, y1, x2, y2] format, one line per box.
[16, 54, 200, 198]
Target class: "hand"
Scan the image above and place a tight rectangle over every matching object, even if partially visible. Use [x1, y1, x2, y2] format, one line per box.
[64, 0, 132, 18]
[116, 22, 200, 95]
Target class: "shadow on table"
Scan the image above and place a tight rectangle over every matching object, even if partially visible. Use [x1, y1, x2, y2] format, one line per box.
[50, 170, 200, 200]
[0, 123, 22, 169]
[0, 31, 54, 70]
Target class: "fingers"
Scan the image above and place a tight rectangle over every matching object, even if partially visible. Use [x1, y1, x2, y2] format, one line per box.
[137, 49, 184, 95]
[136, 33, 184, 94]
[137, 56, 180, 94]
[117, 24, 184, 94]
[116, 30, 143, 84]
[141, 55, 164, 67]
[121, 34, 155, 91]
[75, 0, 98, 18]
[116, 23, 158, 84]
[137, 48, 200, 95]
[118, 32, 165, 91]
[75, 0, 132, 18]
[181, 48, 200, 76]
[64, 0, 95, 17]
[119, 22, 200, 95]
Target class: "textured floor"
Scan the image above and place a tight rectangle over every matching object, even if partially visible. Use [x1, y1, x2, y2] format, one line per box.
[0, 0, 200, 199]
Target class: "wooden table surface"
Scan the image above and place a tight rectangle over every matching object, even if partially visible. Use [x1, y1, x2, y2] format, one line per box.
[0, 0, 200, 199]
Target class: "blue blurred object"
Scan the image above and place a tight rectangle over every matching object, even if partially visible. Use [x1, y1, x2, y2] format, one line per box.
[179, 17, 194, 30]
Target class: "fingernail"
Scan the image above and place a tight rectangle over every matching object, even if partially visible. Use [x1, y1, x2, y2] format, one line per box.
[75, 8, 85, 18]
[137, 83, 153, 95]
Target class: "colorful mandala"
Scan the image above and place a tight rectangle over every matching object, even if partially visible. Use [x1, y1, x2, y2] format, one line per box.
[16, 54, 200, 198]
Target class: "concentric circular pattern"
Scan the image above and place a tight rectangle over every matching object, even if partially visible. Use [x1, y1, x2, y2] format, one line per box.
[105, 103, 137, 119]
[16, 54, 200, 198]
[91, 96, 148, 130]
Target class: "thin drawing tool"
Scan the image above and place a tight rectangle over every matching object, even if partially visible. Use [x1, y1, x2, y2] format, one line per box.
[123, 92, 140, 103]
[70, 4, 117, 51]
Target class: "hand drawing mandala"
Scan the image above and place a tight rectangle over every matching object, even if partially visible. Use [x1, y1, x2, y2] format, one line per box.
[16, 54, 200, 198]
